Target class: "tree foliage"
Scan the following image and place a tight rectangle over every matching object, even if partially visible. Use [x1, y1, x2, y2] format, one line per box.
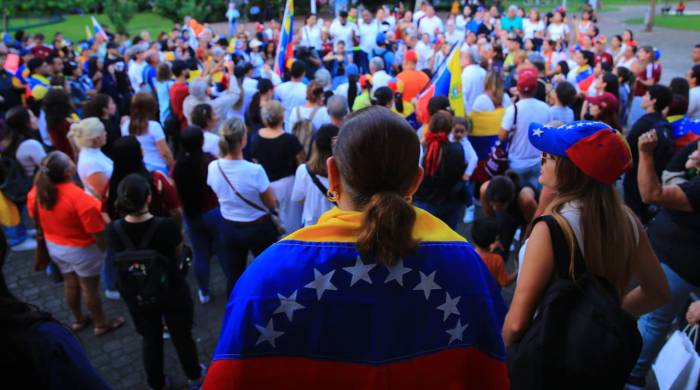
[105, 0, 136, 34]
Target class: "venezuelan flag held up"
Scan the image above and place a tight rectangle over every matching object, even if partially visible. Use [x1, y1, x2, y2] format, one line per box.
[203, 208, 509, 389]
[274, 0, 294, 77]
[417, 43, 465, 124]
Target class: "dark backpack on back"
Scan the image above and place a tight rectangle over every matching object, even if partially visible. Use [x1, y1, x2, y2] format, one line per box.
[507, 215, 642, 389]
[0, 154, 31, 205]
[112, 218, 169, 309]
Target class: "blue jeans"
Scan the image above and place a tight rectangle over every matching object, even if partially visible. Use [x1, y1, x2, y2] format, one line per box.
[218, 217, 279, 295]
[101, 250, 117, 291]
[630, 263, 700, 380]
[415, 200, 463, 231]
[185, 208, 222, 295]
[510, 161, 542, 193]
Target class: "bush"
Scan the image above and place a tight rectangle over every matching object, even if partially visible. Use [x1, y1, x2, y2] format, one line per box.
[154, 0, 228, 22]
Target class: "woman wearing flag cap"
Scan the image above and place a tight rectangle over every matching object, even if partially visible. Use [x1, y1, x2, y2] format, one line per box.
[204, 106, 509, 389]
[503, 120, 670, 387]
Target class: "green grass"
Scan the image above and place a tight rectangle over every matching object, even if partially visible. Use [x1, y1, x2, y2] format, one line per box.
[17, 13, 174, 42]
[502, 0, 648, 13]
[625, 14, 700, 31]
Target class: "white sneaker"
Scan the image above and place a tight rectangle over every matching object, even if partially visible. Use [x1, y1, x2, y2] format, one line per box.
[26, 229, 37, 237]
[104, 289, 121, 300]
[198, 289, 211, 304]
[11, 238, 37, 252]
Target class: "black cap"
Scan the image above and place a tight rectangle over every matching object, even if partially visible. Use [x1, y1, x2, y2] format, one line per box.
[315, 124, 339, 151]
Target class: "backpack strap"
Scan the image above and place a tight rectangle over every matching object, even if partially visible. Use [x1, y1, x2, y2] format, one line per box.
[114, 220, 137, 251]
[531, 215, 585, 280]
[308, 106, 321, 125]
[139, 218, 162, 250]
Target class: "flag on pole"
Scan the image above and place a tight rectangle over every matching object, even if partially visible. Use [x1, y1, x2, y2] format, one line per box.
[274, 0, 295, 76]
[85, 25, 93, 41]
[91, 16, 108, 41]
[416, 43, 464, 124]
[574, 64, 595, 93]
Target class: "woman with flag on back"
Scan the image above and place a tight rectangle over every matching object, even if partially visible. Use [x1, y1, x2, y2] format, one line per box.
[204, 106, 509, 389]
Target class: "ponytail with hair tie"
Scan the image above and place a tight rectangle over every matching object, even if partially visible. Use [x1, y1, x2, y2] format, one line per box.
[423, 132, 448, 177]
[357, 191, 418, 266]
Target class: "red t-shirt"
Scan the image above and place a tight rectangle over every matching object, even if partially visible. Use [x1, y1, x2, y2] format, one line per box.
[48, 119, 75, 161]
[634, 62, 662, 97]
[27, 183, 105, 247]
[169, 82, 190, 129]
[397, 70, 430, 102]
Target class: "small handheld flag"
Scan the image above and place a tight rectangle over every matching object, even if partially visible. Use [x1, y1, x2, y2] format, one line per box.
[274, 0, 295, 76]
[91, 17, 109, 41]
[416, 43, 464, 124]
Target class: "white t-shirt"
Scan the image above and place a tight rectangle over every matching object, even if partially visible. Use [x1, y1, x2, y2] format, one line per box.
[547, 23, 570, 42]
[291, 164, 334, 226]
[448, 135, 479, 177]
[77, 147, 113, 198]
[501, 98, 552, 168]
[688, 86, 700, 120]
[414, 41, 433, 71]
[128, 60, 147, 92]
[471, 93, 512, 112]
[207, 159, 270, 222]
[329, 20, 358, 47]
[445, 29, 462, 45]
[286, 105, 331, 134]
[121, 120, 168, 170]
[523, 19, 545, 40]
[275, 81, 308, 125]
[371, 70, 392, 92]
[418, 16, 444, 39]
[358, 19, 379, 53]
[461, 64, 487, 115]
[301, 24, 322, 51]
[15, 139, 46, 178]
[203, 131, 220, 158]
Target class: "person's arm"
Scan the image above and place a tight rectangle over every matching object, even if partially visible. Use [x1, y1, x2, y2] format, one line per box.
[260, 186, 277, 210]
[155, 139, 175, 168]
[463, 139, 479, 179]
[480, 180, 495, 216]
[517, 187, 538, 224]
[637, 130, 694, 212]
[295, 150, 306, 165]
[621, 217, 672, 316]
[687, 301, 700, 325]
[84, 172, 109, 200]
[503, 220, 555, 346]
[93, 231, 107, 251]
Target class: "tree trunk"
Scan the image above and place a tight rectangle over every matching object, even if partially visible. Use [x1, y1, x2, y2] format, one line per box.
[645, 0, 656, 32]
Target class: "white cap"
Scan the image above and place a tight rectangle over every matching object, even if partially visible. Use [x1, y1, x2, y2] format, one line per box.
[249, 39, 262, 48]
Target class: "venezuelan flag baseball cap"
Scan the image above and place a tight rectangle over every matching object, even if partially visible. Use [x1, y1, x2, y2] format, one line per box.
[528, 120, 632, 185]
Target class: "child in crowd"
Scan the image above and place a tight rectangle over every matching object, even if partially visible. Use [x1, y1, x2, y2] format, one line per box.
[549, 81, 576, 124]
[471, 217, 517, 287]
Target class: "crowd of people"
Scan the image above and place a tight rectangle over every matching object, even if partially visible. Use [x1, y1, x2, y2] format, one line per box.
[1, 0, 700, 388]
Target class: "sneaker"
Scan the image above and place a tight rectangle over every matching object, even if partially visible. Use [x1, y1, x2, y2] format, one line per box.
[11, 238, 37, 252]
[198, 289, 211, 304]
[104, 289, 121, 300]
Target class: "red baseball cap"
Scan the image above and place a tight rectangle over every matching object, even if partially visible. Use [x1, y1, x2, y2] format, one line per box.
[517, 68, 539, 93]
[404, 50, 418, 64]
[586, 92, 619, 116]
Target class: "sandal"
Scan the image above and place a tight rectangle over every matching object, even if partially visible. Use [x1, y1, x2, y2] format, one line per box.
[94, 316, 126, 336]
[70, 316, 91, 332]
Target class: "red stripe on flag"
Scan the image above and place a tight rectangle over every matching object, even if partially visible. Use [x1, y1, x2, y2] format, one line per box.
[203, 347, 509, 390]
[416, 84, 436, 126]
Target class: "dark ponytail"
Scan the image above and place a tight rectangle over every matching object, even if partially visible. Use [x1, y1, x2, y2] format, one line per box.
[357, 192, 418, 266]
[35, 151, 72, 210]
[334, 106, 420, 266]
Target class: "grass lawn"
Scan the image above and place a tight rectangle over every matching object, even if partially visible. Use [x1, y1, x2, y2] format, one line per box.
[624, 14, 700, 31]
[502, 0, 648, 13]
[18, 13, 174, 42]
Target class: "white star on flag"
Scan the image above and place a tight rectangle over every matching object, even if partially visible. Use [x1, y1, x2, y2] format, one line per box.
[273, 290, 305, 321]
[436, 292, 461, 321]
[255, 319, 285, 348]
[342, 256, 376, 286]
[304, 268, 337, 300]
[532, 128, 544, 137]
[384, 259, 412, 286]
[446, 320, 469, 344]
[413, 271, 442, 300]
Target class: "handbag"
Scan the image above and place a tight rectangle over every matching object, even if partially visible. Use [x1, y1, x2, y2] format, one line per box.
[217, 161, 285, 236]
[653, 325, 700, 390]
[483, 102, 517, 179]
[32, 198, 52, 272]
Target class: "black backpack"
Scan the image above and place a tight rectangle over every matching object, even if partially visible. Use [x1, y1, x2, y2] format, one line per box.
[112, 218, 169, 309]
[507, 215, 642, 389]
[0, 155, 31, 205]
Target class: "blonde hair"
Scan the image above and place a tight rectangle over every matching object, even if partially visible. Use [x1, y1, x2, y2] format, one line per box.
[218, 117, 247, 156]
[68, 117, 105, 148]
[261, 100, 284, 128]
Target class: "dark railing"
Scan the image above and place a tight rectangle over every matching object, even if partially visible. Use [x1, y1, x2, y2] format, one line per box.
[2, 14, 65, 32]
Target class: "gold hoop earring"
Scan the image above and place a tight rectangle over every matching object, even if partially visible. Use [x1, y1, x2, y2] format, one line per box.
[326, 190, 339, 203]
[404, 195, 413, 203]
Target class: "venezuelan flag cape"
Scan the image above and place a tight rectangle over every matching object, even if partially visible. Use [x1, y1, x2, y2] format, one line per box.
[468, 108, 505, 184]
[204, 208, 509, 389]
[575, 65, 595, 93]
[274, 0, 295, 77]
[417, 44, 464, 124]
[669, 115, 700, 151]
